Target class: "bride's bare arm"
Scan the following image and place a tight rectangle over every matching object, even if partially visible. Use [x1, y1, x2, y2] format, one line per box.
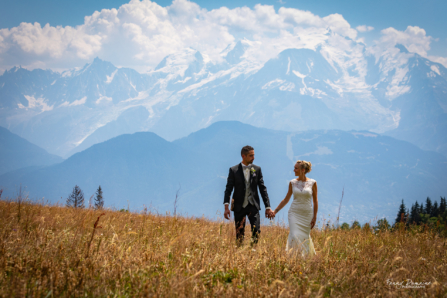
[312, 182, 318, 218]
[310, 182, 318, 229]
[274, 182, 293, 214]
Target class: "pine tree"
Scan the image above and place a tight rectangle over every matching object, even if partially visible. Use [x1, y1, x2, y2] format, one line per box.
[425, 197, 432, 216]
[406, 207, 410, 224]
[439, 197, 446, 214]
[432, 201, 439, 218]
[414, 201, 421, 224]
[409, 203, 417, 225]
[419, 201, 424, 215]
[94, 185, 104, 210]
[66, 185, 85, 208]
[441, 197, 447, 223]
[394, 199, 407, 226]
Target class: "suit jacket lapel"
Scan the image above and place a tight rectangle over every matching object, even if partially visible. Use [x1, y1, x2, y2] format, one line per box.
[238, 163, 245, 182]
[249, 166, 254, 186]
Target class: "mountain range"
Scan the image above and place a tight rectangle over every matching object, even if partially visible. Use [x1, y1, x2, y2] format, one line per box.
[1, 121, 446, 225]
[1, 34, 447, 225]
[1, 36, 446, 159]
[0, 126, 62, 176]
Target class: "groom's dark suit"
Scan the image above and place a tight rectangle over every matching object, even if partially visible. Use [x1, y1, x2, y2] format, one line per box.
[224, 163, 271, 243]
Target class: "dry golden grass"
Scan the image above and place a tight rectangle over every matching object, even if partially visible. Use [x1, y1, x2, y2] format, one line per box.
[0, 200, 446, 297]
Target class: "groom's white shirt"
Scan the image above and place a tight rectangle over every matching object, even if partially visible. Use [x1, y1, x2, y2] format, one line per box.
[224, 162, 271, 210]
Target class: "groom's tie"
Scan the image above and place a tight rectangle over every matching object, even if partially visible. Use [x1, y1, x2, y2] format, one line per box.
[242, 165, 250, 181]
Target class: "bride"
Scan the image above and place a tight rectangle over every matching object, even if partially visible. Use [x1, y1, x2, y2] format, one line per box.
[272, 160, 318, 257]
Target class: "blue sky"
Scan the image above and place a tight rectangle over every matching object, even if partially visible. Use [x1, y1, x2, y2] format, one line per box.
[1, 0, 445, 56]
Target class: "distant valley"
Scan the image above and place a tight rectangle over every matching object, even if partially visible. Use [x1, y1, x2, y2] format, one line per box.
[1, 121, 446, 225]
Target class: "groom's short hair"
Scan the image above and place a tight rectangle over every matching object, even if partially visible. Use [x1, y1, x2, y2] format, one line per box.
[241, 145, 254, 156]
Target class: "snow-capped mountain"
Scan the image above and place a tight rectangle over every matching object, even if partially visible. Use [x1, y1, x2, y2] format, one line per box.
[378, 47, 447, 155]
[0, 36, 446, 158]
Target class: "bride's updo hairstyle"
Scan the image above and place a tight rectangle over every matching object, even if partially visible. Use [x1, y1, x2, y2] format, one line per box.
[296, 160, 312, 174]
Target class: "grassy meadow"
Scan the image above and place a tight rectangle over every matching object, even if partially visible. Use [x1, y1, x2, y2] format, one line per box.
[0, 199, 446, 297]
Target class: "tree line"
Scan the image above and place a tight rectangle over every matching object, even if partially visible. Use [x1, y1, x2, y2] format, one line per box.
[338, 197, 447, 237]
[64, 185, 446, 238]
[66, 185, 104, 209]
[394, 197, 447, 231]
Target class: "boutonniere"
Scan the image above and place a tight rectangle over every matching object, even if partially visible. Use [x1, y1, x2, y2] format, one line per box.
[251, 167, 256, 176]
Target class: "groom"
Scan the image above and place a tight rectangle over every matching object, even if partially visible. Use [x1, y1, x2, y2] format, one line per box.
[224, 145, 275, 245]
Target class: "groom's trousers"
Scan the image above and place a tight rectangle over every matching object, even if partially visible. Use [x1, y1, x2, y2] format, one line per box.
[234, 203, 260, 245]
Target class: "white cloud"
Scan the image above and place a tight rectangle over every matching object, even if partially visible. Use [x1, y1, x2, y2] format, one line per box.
[0, 0, 361, 72]
[279, 8, 357, 39]
[0, 0, 445, 72]
[1, 22, 102, 59]
[365, 25, 447, 70]
[356, 25, 374, 32]
[70, 96, 87, 106]
[428, 56, 447, 68]
[379, 26, 432, 57]
[96, 95, 113, 104]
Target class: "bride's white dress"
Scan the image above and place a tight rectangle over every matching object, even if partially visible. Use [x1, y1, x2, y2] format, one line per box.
[286, 178, 317, 257]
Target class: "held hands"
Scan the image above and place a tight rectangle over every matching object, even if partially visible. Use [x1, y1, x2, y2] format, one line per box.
[265, 209, 275, 220]
[225, 206, 276, 220]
